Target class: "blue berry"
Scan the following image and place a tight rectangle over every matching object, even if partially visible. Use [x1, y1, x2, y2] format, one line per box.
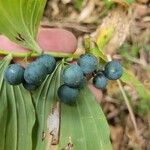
[57, 84, 79, 104]
[63, 64, 84, 87]
[77, 54, 98, 74]
[37, 54, 56, 74]
[23, 82, 39, 91]
[93, 72, 108, 89]
[104, 60, 123, 80]
[4, 64, 24, 85]
[24, 61, 47, 85]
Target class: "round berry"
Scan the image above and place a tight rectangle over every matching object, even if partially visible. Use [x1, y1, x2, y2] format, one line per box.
[4, 64, 24, 85]
[57, 84, 79, 104]
[63, 64, 84, 87]
[93, 72, 108, 89]
[23, 82, 39, 91]
[24, 61, 47, 85]
[77, 54, 98, 74]
[37, 54, 56, 74]
[104, 61, 123, 80]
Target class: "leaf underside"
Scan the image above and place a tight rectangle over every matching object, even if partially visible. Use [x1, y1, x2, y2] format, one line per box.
[0, 0, 47, 52]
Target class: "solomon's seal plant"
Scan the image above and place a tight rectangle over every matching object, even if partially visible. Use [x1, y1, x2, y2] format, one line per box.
[0, 0, 134, 150]
[4, 53, 123, 105]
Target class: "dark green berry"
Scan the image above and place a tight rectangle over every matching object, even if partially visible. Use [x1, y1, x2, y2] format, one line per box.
[77, 54, 98, 74]
[4, 64, 24, 85]
[57, 84, 79, 104]
[37, 54, 56, 74]
[63, 64, 84, 87]
[24, 61, 47, 85]
[23, 82, 39, 91]
[104, 60, 123, 80]
[93, 72, 108, 89]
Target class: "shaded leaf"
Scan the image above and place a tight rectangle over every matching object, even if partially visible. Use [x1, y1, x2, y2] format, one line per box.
[0, 56, 35, 150]
[0, 54, 12, 89]
[90, 47, 107, 62]
[32, 63, 63, 150]
[59, 87, 112, 150]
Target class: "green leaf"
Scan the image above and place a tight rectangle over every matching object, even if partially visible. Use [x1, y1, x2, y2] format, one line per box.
[90, 47, 107, 62]
[121, 69, 150, 100]
[74, 0, 84, 10]
[59, 87, 112, 150]
[96, 27, 114, 50]
[89, 27, 115, 62]
[84, 36, 91, 53]
[32, 63, 63, 150]
[24, 0, 47, 37]
[0, 0, 47, 53]
[84, 36, 107, 62]
[0, 55, 12, 89]
[125, 0, 135, 4]
[103, 0, 114, 8]
[121, 69, 150, 111]
[0, 56, 35, 150]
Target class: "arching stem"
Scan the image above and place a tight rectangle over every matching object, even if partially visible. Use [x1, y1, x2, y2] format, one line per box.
[0, 50, 80, 59]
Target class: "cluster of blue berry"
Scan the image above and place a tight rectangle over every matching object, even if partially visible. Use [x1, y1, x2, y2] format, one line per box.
[4, 53, 123, 105]
[58, 54, 123, 105]
[4, 54, 56, 90]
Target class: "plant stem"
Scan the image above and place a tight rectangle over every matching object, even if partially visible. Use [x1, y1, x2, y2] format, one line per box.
[0, 50, 80, 59]
[117, 80, 139, 136]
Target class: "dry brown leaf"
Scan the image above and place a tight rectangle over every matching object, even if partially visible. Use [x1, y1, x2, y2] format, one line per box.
[61, 0, 71, 4]
[78, 0, 95, 22]
[129, 3, 150, 45]
[137, 0, 149, 4]
[110, 125, 124, 150]
[95, 7, 131, 54]
[107, 80, 120, 97]
[125, 116, 145, 149]
[46, 102, 60, 150]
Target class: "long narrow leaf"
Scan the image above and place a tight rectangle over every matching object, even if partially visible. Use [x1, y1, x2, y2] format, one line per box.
[0, 56, 35, 150]
[59, 87, 112, 150]
[32, 63, 63, 150]
[0, 0, 46, 53]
